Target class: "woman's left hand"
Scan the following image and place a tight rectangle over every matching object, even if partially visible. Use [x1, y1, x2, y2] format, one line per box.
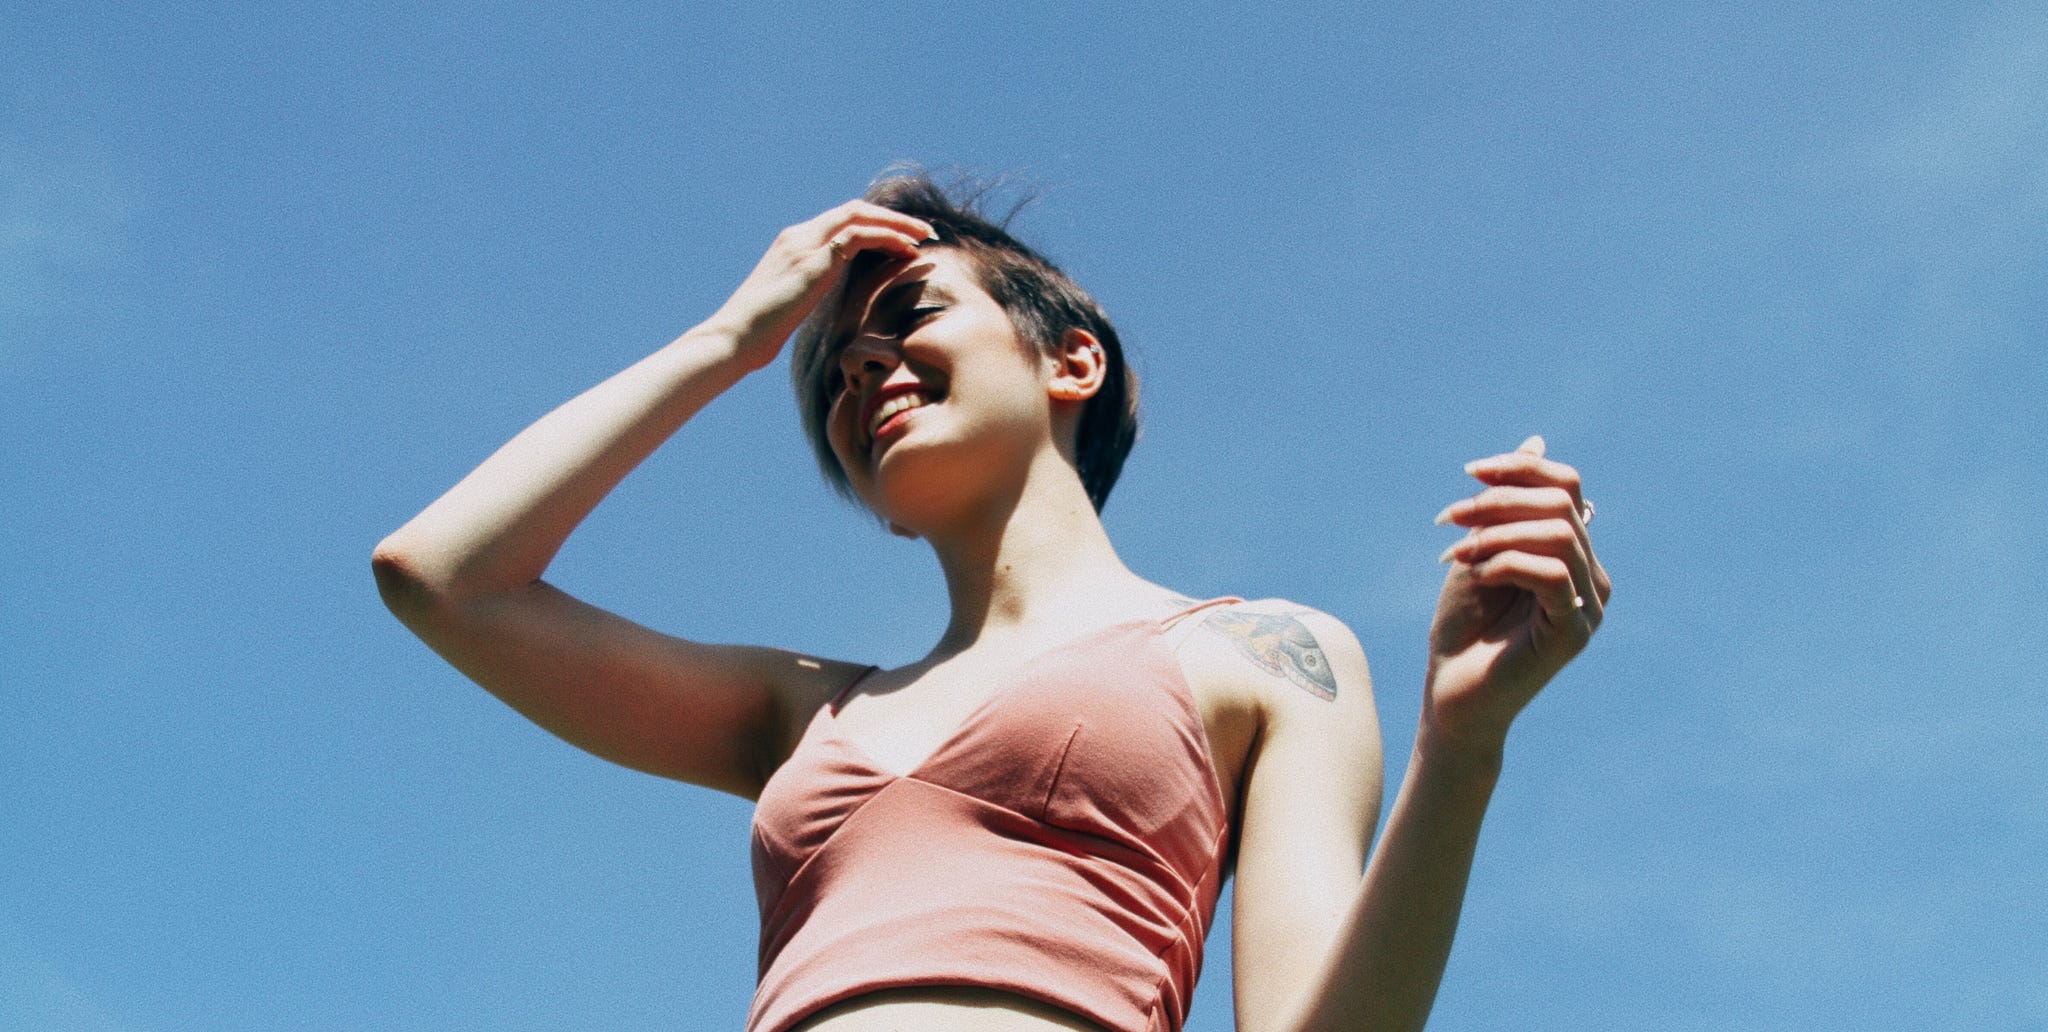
[1424, 435, 1611, 757]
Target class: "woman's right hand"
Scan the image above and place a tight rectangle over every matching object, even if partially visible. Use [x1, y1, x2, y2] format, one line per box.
[373, 200, 934, 799]
[706, 201, 937, 371]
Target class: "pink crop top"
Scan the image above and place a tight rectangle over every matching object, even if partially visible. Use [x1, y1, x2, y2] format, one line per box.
[747, 599, 1239, 1032]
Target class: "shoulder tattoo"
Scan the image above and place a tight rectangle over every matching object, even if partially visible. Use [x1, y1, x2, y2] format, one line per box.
[1203, 609, 1338, 701]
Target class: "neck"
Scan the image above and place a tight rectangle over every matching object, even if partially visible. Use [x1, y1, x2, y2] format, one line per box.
[918, 451, 1143, 656]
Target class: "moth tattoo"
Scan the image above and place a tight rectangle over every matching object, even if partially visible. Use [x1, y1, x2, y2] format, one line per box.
[1204, 610, 1338, 701]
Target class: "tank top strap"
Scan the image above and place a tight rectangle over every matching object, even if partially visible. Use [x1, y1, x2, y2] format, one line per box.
[1158, 596, 1244, 652]
[827, 664, 880, 713]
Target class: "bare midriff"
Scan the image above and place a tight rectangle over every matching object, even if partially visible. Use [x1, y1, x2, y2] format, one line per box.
[790, 987, 1111, 1032]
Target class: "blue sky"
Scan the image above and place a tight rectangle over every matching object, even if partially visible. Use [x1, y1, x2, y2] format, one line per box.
[5, 3, 2043, 1029]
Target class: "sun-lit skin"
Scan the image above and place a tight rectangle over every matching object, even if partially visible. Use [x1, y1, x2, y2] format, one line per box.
[820, 249, 1093, 541]
[373, 194, 1609, 1032]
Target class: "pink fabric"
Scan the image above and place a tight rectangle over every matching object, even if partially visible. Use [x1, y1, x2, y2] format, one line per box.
[747, 605, 1235, 1032]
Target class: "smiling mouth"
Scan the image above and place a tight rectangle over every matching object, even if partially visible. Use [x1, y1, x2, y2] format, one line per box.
[868, 390, 935, 442]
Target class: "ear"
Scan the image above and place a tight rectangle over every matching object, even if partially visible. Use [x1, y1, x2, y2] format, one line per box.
[1046, 329, 1108, 403]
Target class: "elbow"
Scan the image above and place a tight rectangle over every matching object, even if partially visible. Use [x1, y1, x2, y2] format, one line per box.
[372, 534, 525, 628]
[371, 536, 442, 621]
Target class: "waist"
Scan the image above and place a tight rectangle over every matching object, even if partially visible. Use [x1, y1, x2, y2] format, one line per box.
[791, 987, 1110, 1032]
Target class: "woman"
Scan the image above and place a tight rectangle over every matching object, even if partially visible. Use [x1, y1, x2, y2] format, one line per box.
[373, 174, 1611, 1032]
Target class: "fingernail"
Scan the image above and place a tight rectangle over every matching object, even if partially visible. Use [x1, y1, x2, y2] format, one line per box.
[1437, 542, 1460, 564]
[1432, 503, 1458, 526]
[1463, 458, 1489, 476]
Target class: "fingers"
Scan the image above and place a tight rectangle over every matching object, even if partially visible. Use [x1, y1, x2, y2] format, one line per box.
[820, 223, 932, 266]
[1437, 436, 1612, 619]
[1433, 484, 1577, 528]
[1440, 518, 1602, 626]
[1451, 441, 1608, 602]
[811, 201, 938, 264]
[1465, 550, 1593, 636]
[822, 199, 938, 238]
[1439, 517, 1581, 567]
[1463, 447, 1583, 510]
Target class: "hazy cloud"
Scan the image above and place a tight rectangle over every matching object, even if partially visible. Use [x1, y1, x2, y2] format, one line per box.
[1875, 6, 2048, 205]
[0, 137, 138, 360]
[0, 928, 139, 1032]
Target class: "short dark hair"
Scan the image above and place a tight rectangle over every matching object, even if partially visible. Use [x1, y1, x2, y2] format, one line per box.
[790, 171, 1140, 512]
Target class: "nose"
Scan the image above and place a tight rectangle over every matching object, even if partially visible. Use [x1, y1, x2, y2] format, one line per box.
[837, 333, 900, 394]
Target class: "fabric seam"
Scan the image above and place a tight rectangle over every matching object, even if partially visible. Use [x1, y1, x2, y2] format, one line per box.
[1038, 721, 1086, 819]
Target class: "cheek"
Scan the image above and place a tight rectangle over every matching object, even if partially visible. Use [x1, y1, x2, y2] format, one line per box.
[972, 351, 1057, 422]
[824, 395, 862, 472]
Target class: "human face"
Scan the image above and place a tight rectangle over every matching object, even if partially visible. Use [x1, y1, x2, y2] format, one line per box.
[821, 249, 1055, 519]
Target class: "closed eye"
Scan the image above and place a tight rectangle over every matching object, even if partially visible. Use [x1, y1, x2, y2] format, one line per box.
[892, 304, 944, 334]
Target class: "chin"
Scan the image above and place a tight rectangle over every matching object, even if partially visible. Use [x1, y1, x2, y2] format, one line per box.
[865, 456, 968, 529]
[862, 437, 1027, 532]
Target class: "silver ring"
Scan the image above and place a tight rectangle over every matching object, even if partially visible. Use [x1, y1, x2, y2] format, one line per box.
[1580, 499, 1596, 525]
[828, 236, 848, 260]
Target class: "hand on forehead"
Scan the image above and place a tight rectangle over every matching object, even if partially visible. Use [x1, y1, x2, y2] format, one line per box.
[833, 250, 940, 342]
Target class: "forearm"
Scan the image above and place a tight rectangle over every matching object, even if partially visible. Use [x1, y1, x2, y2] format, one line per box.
[1263, 438, 1606, 1031]
[374, 324, 753, 598]
[1287, 728, 1501, 1032]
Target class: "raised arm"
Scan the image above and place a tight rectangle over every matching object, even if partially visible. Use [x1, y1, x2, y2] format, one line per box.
[1231, 437, 1610, 1032]
[371, 202, 936, 798]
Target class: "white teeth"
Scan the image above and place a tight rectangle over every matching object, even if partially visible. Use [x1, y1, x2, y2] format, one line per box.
[869, 392, 931, 437]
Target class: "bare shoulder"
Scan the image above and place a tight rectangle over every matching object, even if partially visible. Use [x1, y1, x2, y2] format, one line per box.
[1178, 597, 1370, 708]
[1203, 601, 1384, 1025]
